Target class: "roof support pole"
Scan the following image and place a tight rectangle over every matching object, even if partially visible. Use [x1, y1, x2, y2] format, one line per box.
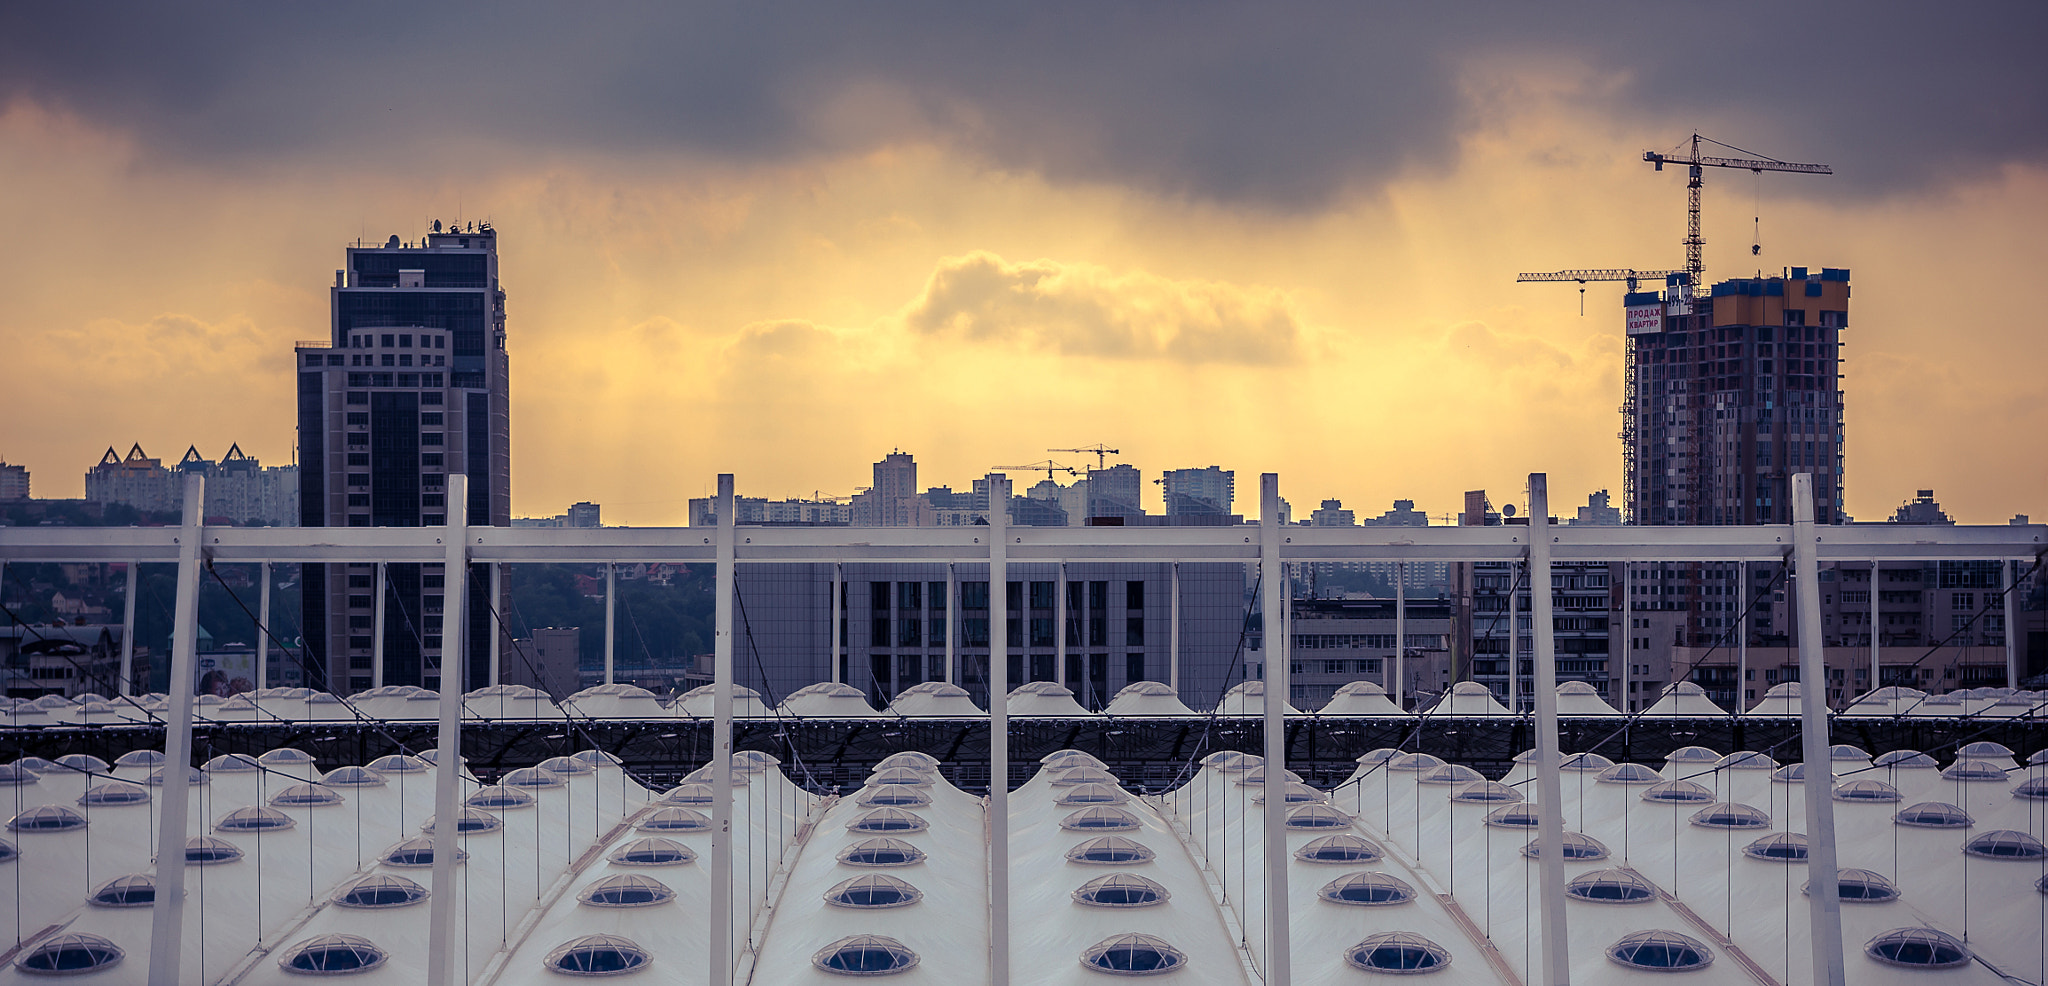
[1056, 562, 1068, 688]
[2004, 559, 2018, 688]
[1393, 562, 1405, 707]
[1508, 563, 1520, 715]
[1792, 472, 1848, 986]
[425, 474, 469, 986]
[1621, 565, 1632, 712]
[1526, 474, 1572, 986]
[944, 563, 956, 683]
[146, 473, 205, 986]
[711, 474, 736, 986]
[371, 561, 387, 688]
[603, 562, 616, 685]
[1869, 560, 1879, 693]
[1259, 473, 1291, 986]
[1169, 561, 1180, 694]
[255, 562, 271, 693]
[831, 563, 843, 684]
[987, 473, 1012, 986]
[488, 563, 501, 686]
[120, 560, 139, 695]
[1736, 561, 1746, 712]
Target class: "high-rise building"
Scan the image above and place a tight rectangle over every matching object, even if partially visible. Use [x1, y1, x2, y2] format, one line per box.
[565, 501, 601, 528]
[852, 451, 919, 526]
[85, 444, 179, 513]
[1307, 499, 1354, 527]
[1086, 464, 1143, 521]
[1624, 267, 1848, 526]
[0, 461, 28, 501]
[295, 223, 510, 693]
[1160, 467, 1233, 517]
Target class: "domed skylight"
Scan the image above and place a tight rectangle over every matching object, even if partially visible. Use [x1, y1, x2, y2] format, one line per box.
[278, 934, 387, 974]
[1597, 763, 1662, 785]
[1284, 805, 1354, 830]
[1293, 834, 1380, 864]
[813, 935, 918, 976]
[609, 837, 695, 867]
[546, 935, 652, 977]
[1802, 868, 1899, 902]
[1865, 928, 1970, 969]
[848, 808, 928, 834]
[270, 783, 345, 808]
[579, 874, 677, 908]
[1832, 780, 1902, 802]
[1521, 832, 1609, 860]
[1894, 802, 1973, 828]
[1641, 780, 1715, 804]
[824, 873, 923, 909]
[1079, 934, 1184, 976]
[14, 933, 123, 975]
[1319, 871, 1417, 906]
[1073, 873, 1170, 908]
[1565, 868, 1657, 904]
[88, 873, 157, 908]
[1345, 932, 1450, 974]
[335, 875, 429, 909]
[1690, 803, 1770, 829]
[839, 838, 926, 868]
[1608, 931, 1712, 971]
[639, 807, 713, 832]
[78, 782, 151, 807]
[1962, 830, 2046, 860]
[216, 806, 295, 833]
[1059, 806, 1141, 832]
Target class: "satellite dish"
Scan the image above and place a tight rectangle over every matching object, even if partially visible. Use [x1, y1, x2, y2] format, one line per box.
[1502, 503, 1517, 517]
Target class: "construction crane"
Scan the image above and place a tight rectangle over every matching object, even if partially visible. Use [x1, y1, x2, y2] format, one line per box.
[1517, 269, 1678, 514]
[1050, 444, 1119, 471]
[1644, 133, 1832, 288]
[1517, 268, 1683, 315]
[995, 460, 1080, 484]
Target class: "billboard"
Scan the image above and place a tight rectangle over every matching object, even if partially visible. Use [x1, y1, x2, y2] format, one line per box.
[1624, 304, 1664, 335]
[195, 650, 258, 697]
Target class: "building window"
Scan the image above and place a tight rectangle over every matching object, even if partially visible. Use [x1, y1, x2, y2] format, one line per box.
[1126, 581, 1145, 609]
[421, 392, 443, 405]
[347, 391, 368, 405]
[348, 515, 370, 527]
[347, 453, 369, 466]
[421, 433, 443, 446]
[398, 373, 418, 386]
[372, 373, 393, 386]
[421, 412, 444, 426]
[1126, 616, 1144, 647]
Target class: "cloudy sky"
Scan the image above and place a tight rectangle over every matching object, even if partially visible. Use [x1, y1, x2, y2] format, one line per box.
[3, 3, 2043, 524]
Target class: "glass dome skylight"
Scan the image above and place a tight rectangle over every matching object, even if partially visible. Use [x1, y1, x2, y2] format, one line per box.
[1295, 834, 1381, 864]
[1874, 750, 1938, 769]
[848, 808, 928, 834]
[78, 782, 151, 806]
[365, 754, 429, 774]
[184, 836, 244, 865]
[1450, 781, 1522, 803]
[639, 807, 713, 832]
[1894, 802, 1973, 828]
[1319, 871, 1417, 906]
[1565, 868, 1657, 904]
[1079, 934, 1184, 976]
[1865, 928, 1970, 969]
[546, 935, 652, 977]
[1641, 780, 1715, 804]
[1073, 872, 1170, 908]
[464, 785, 536, 810]
[1962, 829, 2046, 859]
[270, 783, 345, 808]
[278, 934, 387, 975]
[1060, 806, 1141, 832]
[216, 806, 295, 833]
[1345, 932, 1451, 974]
[335, 875, 429, 909]
[1597, 763, 1662, 785]
[1742, 833, 1810, 862]
[1941, 759, 2010, 782]
[420, 808, 502, 835]
[14, 933, 123, 975]
[319, 766, 386, 788]
[1832, 779, 1902, 802]
[857, 787, 932, 808]
[813, 935, 918, 976]
[1690, 803, 1770, 829]
[1802, 868, 1899, 902]
[88, 873, 157, 908]
[1608, 931, 1712, 971]
[824, 873, 923, 909]
[1417, 764, 1484, 786]
[579, 874, 677, 908]
[1484, 804, 1542, 828]
[1057, 782, 1130, 806]
[1284, 804, 1354, 830]
[662, 783, 715, 805]
[1522, 832, 1609, 860]
[383, 836, 466, 868]
[839, 838, 926, 868]
[609, 837, 695, 867]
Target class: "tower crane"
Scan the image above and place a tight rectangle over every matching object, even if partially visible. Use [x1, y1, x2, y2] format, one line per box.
[994, 460, 1080, 484]
[1643, 133, 1832, 288]
[1517, 268, 1683, 315]
[1049, 445, 1119, 471]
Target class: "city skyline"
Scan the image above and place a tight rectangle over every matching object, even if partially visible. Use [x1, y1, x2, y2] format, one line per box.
[2, 7, 2045, 528]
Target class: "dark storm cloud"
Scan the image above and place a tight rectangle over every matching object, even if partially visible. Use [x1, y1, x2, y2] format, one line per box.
[2, 2, 2042, 207]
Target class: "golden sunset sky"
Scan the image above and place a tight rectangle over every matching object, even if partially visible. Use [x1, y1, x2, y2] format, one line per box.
[2, 6, 2043, 525]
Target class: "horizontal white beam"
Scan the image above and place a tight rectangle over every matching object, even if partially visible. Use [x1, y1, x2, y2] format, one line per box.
[1, 522, 2040, 566]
